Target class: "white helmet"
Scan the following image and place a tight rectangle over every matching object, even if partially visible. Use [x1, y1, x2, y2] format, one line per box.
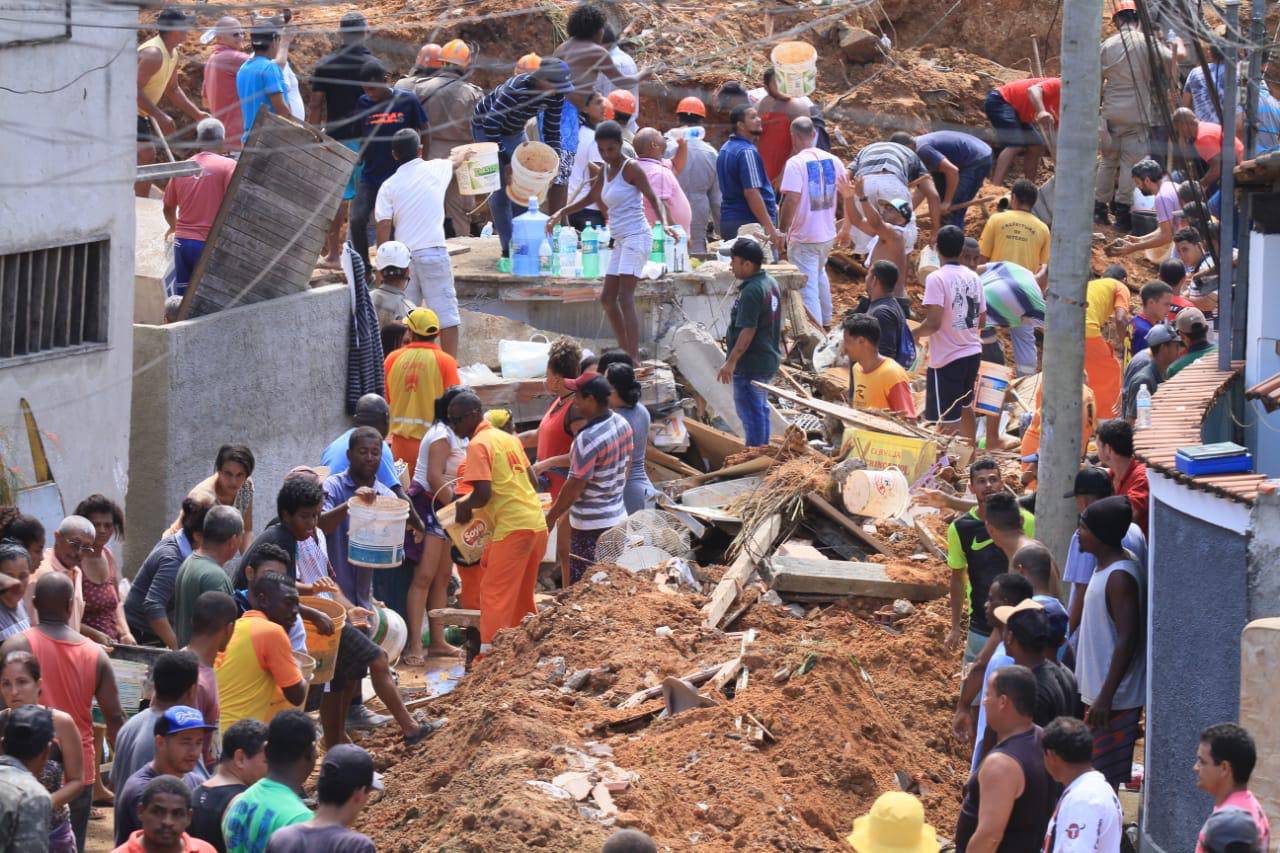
[374, 241, 411, 271]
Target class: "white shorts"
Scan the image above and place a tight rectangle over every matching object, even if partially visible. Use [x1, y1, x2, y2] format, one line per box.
[407, 246, 460, 329]
[607, 231, 652, 278]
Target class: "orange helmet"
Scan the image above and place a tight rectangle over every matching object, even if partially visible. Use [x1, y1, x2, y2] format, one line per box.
[607, 89, 636, 115]
[516, 52, 541, 73]
[601, 98, 616, 121]
[441, 39, 471, 67]
[1112, 0, 1137, 13]
[418, 43, 443, 68]
[676, 96, 706, 117]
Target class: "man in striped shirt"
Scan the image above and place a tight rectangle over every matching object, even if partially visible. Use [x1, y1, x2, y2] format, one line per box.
[849, 136, 941, 247]
[471, 57, 573, 255]
[544, 373, 633, 583]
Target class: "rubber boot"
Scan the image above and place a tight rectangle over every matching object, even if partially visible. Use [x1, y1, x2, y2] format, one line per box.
[1093, 201, 1112, 225]
[1112, 202, 1133, 232]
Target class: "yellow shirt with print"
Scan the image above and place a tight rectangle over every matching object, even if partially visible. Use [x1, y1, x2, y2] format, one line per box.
[462, 420, 547, 542]
[978, 210, 1050, 273]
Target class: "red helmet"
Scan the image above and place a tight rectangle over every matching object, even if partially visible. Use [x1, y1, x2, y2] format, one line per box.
[676, 96, 706, 117]
[418, 43, 443, 68]
[1112, 0, 1137, 13]
[515, 52, 541, 73]
[607, 89, 636, 115]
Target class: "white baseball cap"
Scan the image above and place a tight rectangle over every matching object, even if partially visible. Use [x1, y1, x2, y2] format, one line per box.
[374, 241, 411, 271]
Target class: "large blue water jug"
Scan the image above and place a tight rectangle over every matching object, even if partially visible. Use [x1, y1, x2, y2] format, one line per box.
[512, 196, 549, 277]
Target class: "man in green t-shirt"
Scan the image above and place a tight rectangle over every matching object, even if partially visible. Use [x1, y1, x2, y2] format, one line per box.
[222, 710, 315, 853]
[173, 506, 243, 647]
[717, 238, 782, 447]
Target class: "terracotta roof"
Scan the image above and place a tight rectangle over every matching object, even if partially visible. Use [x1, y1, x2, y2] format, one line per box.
[1245, 372, 1280, 413]
[1132, 357, 1264, 505]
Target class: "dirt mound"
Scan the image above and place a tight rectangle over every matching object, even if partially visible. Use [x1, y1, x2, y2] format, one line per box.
[353, 563, 967, 851]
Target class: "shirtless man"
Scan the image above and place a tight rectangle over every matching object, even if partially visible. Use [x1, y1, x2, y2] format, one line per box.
[838, 174, 912, 298]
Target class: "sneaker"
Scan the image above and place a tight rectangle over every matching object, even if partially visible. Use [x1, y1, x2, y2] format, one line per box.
[1094, 201, 1112, 225]
[404, 717, 447, 746]
[347, 704, 392, 730]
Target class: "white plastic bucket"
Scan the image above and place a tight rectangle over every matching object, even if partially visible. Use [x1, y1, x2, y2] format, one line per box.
[499, 335, 552, 379]
[770, 41, 818, 97]
[506, 141, 559, 204]
[453, 142, 500, 194]
[975, 361, 1013, 416]
[842, 468, 911, 519]
[917, 244, 940, 279]
[369, 605, 408, 665]
[347, 495, 410, 568]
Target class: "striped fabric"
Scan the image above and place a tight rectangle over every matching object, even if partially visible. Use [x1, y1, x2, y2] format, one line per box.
[472, 73, 563, 151]
[981, 261, 1045, 327]
[568, 411, 633, 530]
[343, 243, 385, 415]
[1090, 706, 1142, 788]
[850, 141, 927, 185]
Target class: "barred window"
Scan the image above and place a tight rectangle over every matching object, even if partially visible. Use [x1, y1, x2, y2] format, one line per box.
[0, 239, 108, 362]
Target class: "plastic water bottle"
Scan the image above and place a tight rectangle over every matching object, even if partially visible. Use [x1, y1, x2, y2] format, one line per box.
[538, 239, 553, 276]
[686, 126, 705, 142]
[558, 225, 579, 277]
[581, 224, 600, 277]
[480, 221, 494, 238]
[510, 196, 549, 277]
[666, 224, 689, 272]
[1135, 383, 1152, 429]
[599, 225, 612, 273]
[649, 222, 666, 263]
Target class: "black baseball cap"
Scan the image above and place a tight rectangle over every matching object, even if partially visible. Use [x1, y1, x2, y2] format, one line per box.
[1073, 466, 1113, 498]
[157, 7, 193, 27]
[5, 704, 55, 748]
[320, 744, 383, 791]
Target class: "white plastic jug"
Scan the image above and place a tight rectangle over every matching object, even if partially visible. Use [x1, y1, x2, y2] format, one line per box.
[498, 335, 552, 379]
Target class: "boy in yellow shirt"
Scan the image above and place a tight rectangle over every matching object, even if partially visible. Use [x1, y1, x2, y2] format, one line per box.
[842, 313, 916, 418]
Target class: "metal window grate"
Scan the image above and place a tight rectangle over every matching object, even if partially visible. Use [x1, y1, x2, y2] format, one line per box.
[0, 240, 107, 361]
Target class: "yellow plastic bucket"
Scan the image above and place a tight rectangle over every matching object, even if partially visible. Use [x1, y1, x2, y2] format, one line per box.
[770, 41, 818, 97]
[506, 141, 559, 204]
[453, 142, 500, 194]
[299, 596, 346, 684]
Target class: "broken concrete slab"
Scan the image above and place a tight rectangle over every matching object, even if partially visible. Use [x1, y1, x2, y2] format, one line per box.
[775, 540, 828, 561]
[135, 197, 170, 325]
[766, 556, 948, 600]
[671, 324, 787, 438]
[552, 771, 595, 801]
[839, 24, 883, 63]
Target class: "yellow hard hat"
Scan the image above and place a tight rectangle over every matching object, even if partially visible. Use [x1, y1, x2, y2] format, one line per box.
[441, 38, 471, 67]
[846, 792, 939, 853]
[516, 52, 541, 73]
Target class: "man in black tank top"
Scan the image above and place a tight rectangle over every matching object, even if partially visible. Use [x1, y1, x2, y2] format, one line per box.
[955, 665, 1053, 852]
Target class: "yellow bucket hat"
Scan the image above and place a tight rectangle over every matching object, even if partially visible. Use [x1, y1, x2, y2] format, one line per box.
[846, 792, 939, 853]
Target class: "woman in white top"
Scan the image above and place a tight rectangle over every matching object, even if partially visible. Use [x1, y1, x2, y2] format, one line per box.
[403, 385, 470, 666]
[550, 120, 673, 359]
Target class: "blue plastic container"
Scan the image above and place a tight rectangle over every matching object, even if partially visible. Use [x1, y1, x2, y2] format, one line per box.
[511, 197, 549, 277]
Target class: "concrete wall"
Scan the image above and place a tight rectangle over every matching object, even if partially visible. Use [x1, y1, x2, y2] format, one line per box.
[125, 285, 352, 571]
[1244, 230, 1280, 477]
[0, 1, 137, 513]
[1142, 474, 1252, 852]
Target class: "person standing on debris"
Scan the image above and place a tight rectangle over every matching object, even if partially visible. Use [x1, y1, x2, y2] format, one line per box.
[263, 744, 379, 853]
[1095, 1, 1180, 229]
[857, 260, 910, 359]
[979, 260, 1044, 378]
[235, 19, 288, 145]
[1122, 322, 1180, 421]
[900, 131, 992, 229]
[984, 76, 1060, 186]
[397, 39, 482, 239]
[1074, 495, 1145, 790]
[944, 457, 1034, 661]
[309, 12, 376, 269]
[665, 97, 720, 252]
[916, 225, 984, 442]
[375, 128, 471, 356]
[838, 178, 914, 298]
[993, 601, 1079, 727]
[544, 373, 634, 580]
[717, 239, 783, 448]
[1195, 724, 1273, 852]
[1127, 281, 1174, 356]
[1041, 717, 1124, 852]
[161, 118, 236, 297]
[1181, 45, 1229, 124]
[850, 134, 941, 248]
[757, 67, 814, 188]
[1095, 419, 1148, 538]
[201, 18, 250, 155]
[136, 8, 206, 197]
[471, 58, 573, 256]
[596, 27, 641, 132]
[213, 573, 306, 734]
[977, 180, 1050, 279]
[384, 308, 462, 468]
[367, 240, 415, 329]
[449, 392, 549, 655]
[954, 665, 1053, 851]
[348, 61, 427, 272]
[779, 116, 848, 328]
[981, 493, 1037, 564]
[841, 314, 915, 418]
[1084, 266, 1130, 418]
[603, 363, 657, 514]
[717, 106, 783, 249]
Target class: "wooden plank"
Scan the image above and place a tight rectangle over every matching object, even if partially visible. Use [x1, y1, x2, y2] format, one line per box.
[768, 556, 947, 600]
[914, 517, 945, 560]
[210, 225, 320, 282]
[702, 513, 782, 629]
[427, 608, 481, 628]
[683, 455, 775, 486]
[685, 418, 746, 470]
[646, 445, 700, 476]
[755, 381, 924, 439]
[805, 493, 894, 557]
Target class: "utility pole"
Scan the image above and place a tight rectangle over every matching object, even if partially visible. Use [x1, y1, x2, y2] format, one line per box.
[1218, 0, 1240, 369]
[1035, 0, 1104, 570]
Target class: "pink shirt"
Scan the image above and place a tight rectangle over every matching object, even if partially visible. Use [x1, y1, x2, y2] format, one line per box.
[922, 263, 985, 368]
[635, 158, 692, 233]
[203, 45, 250, 152]
[163, 151, 237, 241]
[780, 147, 847, 244]
[1196, 790, 1272, 853]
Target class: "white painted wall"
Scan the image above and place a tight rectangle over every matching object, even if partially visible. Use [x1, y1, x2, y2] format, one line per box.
[0, 2, 137, 515]
[1245, 229, 1280, 476]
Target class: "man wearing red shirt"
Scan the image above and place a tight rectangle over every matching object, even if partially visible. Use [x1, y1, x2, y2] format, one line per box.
[1173, 108, 1244, 196]
[756, 68, 812, 187]
[162, 119, 236, 297]
[1097, 419, 1149, 537]
[200, 17, 250, 153]
[984, 76, 1060, 185]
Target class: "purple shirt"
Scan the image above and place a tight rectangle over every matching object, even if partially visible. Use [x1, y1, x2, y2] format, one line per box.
[922, 263, 985, 368]
[1153, 178, 1182, 229]
[780, 148, 847, 244]
[322, 471, 395, 609]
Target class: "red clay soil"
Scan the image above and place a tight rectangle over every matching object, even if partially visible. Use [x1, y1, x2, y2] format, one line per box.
[351, 563, 968, 851]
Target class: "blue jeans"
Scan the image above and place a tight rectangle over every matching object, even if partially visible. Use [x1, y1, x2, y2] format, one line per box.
[733, 372, 772, 447]
[349, 178, 381, 270]
[172, 237, 205, 296]
[476, 129, 528, 256]
[939, 155, 993, 228]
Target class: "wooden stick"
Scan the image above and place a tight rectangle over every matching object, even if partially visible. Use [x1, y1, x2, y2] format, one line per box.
[684, 455, 776, 486]
[703, 513, 783, 629]
[646, 444, 700, 476]
[804, 493, 894, 558]
[913, 517, 946, 560]
[617, 661, 728, 708]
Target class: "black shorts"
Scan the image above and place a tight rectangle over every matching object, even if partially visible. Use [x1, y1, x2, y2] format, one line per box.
[137, 115, 158, 144]
[925, 353, 981, 423]
[329, 622, 384, 690]
[983, 90, 1045, 149]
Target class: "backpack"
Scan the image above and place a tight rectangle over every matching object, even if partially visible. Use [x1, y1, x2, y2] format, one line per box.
[893, 313, 917, 370]
[809, 103, 832, 152]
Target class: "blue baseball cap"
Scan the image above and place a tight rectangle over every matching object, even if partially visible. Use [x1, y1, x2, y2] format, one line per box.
[154, 705, 216, 737]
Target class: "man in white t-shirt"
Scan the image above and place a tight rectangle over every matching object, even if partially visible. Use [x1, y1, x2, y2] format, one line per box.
[779, 116, 847, 327]
[1042, 716, 1123, 852]
[374, 128, 469, 357]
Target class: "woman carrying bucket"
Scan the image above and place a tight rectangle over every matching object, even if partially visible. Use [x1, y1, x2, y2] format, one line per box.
[548, 120, 675, 359]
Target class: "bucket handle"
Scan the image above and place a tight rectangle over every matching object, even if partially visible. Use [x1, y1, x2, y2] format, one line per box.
[529, 333, 550, 344]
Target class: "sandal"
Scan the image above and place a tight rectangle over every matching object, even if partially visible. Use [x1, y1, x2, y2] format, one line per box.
[404, 716, 448, 746]
[400, 652, 427, 668]
[89, 808, 105, 821]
